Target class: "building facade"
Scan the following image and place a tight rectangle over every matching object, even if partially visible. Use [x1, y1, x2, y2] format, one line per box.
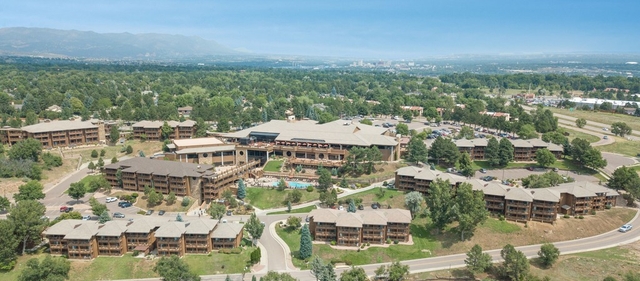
[131, 120, 196, 141]
[0, 120, 100, 148]
[395, 166, 619, 223]
[308, 209, 411, 246]
[452, 138, 564, 161]
[45, 218, 243, 259]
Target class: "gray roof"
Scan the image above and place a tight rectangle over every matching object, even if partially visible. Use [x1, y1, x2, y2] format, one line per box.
[64, 222, 100, 240]
[45, 220, 86, 236]
[476, 182, 508, 196]
[309, 209, 411, 226]
[185, 219, 218, 234]
[336, 213, 363, 227]
[125, 219, 157, 233]
[212, 223, 244, 239]
[454, 139, 474, 148]
[309, 209, 339, 223]
[220, 119, 397, 147]
[132, 120, 195, 129]
[577, 181, 620, 196]
[553, 182, 599, 198]
[104, 157, 215, 178]
[155, 222, 187, 238]
[22, 120, 97, 133]
[531, 188, 561, 202]
[361, 211, 388, 225]
[526, 138, 549, 147]
[382, 209, 412, 224]
[505, 188, 534, 202]
[509, 139, 534, 148]
[96, 220, 130, 236]
[174, 145, 237, 155]
[396, 166, 423, 177]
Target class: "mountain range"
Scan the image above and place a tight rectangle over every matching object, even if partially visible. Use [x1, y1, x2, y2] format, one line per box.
[0, 27, 238, 59]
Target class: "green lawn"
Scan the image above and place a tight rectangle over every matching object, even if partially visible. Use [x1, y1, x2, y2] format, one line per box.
[183, 247, 254, 275]
[597, 137, 640, 157]
[549, 107, 640, 132]
[340, 187, 405, 208]
[263, 160, 284, 172]
[268, 205, 317, 215]
[563, 128, 600, 143]
[480, 218, 521, 234]
[275, 226, 309, 269]
[246, 187, 319, 209]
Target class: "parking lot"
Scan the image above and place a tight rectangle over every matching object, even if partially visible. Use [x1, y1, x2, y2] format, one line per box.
[476, 168, 600, 183]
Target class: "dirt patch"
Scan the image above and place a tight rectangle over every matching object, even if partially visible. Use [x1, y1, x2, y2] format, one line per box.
[434, 207, 637, 256]
[0, 179, 24, 196]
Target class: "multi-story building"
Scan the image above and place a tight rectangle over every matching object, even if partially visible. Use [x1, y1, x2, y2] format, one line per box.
[131, 120, 196, 141]
[395, 166, 620, 223]
[44, 218, 243, 259]
[103, 157, 260, 203]
[165, 137, 237, 166]
[178, 106, 193, 117]
[449, 138, 563, 161]
[308, 209, 412, 246]
[215, 119, 399, 167]
[0, 120, 100, 148]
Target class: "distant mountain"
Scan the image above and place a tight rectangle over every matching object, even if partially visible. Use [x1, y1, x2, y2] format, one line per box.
[0, 27, 238, 59]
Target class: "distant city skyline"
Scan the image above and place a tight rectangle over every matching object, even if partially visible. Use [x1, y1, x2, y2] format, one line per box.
[2, 0, 639, 59]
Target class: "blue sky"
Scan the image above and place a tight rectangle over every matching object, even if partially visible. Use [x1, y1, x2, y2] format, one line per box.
[2, 0, 639, 59]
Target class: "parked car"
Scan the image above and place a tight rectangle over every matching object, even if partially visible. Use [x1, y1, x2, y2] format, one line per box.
[479, 168, 487, 174]
[553, 168, 559, 172]
[527, 167, 535, 171]
[106, 197, 117, 203]
[603, 127, 608, 131]
[82, 215, 91, 221]
[481, 176, 494, 182]
[64, 207, 74, 213]
[113, 212, 125, 218]
[59, 206, 69, 212]
[305, 216, 310, 222]
[619, 224, 633, 233]
[338, 206, 344, 211]
[226, 210, 233, 216]
[221, 219, 228, 223]
[358, 204, 364, 210]
[158, 210, 166, 216]
[371, 202, 380, 209]
[603, 135, 608, 139]
[118, 201, 132, 208]
[145, 210, 154, 216]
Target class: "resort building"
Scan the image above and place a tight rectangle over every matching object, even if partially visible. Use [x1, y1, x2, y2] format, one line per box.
[0, 120, 100, 148]
[131, 120, 196, 141]
[103, 157, 260, 203]
[164, 137, 237, 166]
[215, 119, 399, 168]
[45, 218, 243, 259]
[395, 166, 620, 223]
[308, 209, 412, 246]
[451, 138, 564, 161]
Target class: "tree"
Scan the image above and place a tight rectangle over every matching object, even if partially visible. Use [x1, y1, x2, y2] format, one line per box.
[153, 255, 201, 281]
[91, 149, 99, 158]
[406, 136, 428, 164]
[109, 125, 120, 144]
[486, 137, 501, 167]
[126, 145, 133, 154]
[428, 137, 460, 165]
[176, 213, 184, 222]
[535, 148, 556, 168]
[225, 275, 231, 281]
[612, 122, 632, 137]
[261, 271, 296, 281]
[8, 200, 47, 254]
[340, 266, 367, 281]
[425, 179, 454, 232]
[147, 189, 164, 206]
[321, 263, 337, 281]
[319, 188, 338, 206]
[347, 199, 356, 213]
[0, 220, 19, 270]
[388, 261, 409, 281]
[246, 213, 265, 246]
[68, 182, 87, 203]
[404, 191, 424, 219]
[299, 224, 313, 260]
[608, 166, 640, 199]
[89, 197, 108, 216]
[250, 247, 262, 265]
[97, 157, 105, 168]
[88, 161, 96, 171]
[286, 189, 303, 203]
[96, 210, 111, 223]
[24, 110, 38, 126]
[318, 168, 333, 192]
[287, 201, 292, 212]
[457, 152, 474, 177]
[517, 124, 538, 139]
[18, 256, 71, 281]
[575, 118, 587, 128]
[13, 180, 45, 202]
[500, 244, 530, 281]
[457, 126, 474, 140]
[582, 148, 607, 170]
[277, 178, 287, 191]
[111, 156, 118, 164]
[8, 138, 42, 162]
[161, 121, 175, 140]
[166, 192, 177, 205]
[498, 137, 514, 166]
[454, 183, 489, 240]
[538, 243, 560, 268]
[311, 256, 325, 281]
[465, 244, 492, 274]
[237, 179, 246, 199]
[208, 203, 226, 220]
[0, 196, 10, 211]
[374, 265, 387, 280]
[360, 119, 372, 125]
[286, 216, 302, 230]
[395, 123, 409, 136]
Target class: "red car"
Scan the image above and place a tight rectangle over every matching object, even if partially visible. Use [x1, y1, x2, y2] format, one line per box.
[527, 167, 534, 171]
[59, 206, 68, 212]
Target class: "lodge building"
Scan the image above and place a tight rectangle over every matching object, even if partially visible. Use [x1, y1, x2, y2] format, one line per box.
[0, 120, 100, 148]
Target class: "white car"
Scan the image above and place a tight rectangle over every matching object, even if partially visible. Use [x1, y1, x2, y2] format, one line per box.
[603, 127, 608, 131]
[106, 197, 118, 203]
[619, 224, 633, 233]
[82, 215, 91, 221]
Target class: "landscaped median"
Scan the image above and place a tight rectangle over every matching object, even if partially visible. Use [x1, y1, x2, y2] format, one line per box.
[274, 208, 636, 269]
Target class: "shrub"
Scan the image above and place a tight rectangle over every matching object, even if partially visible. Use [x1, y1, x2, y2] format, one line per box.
[524, 222, 528, 228]
[360, 245, 364, 249]
[389, 195, 394, 199]
[331, 241, 336, 246]
[181, 197, 190, 207]
[563, 214, 570, 219]
[579, 215, 584, 219]
[605, 204, 612, 210]
[132, 250, 140, 256]
[338, 199, 345, 205]
[366, 243, 370, 246]
[137, 210, 146, 215]
[383, 181, 388, 186]
[131, 193, 139, 199]
[499, 215, 505, 221]
[219, 248, 242, 254]
[393, 240, 399, 244]
[306, 186, 314, 192]
[386, 238, 392, 244]
[591, 209, 596, 215]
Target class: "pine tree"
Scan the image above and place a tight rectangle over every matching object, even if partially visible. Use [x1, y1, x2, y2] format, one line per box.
[465, 244, 492, 274]
[299, 224, 313, 260]
[237, 179, 246, 199]
[347, 199, 356, 213]
[486, 137, 500, 167]
[99, 210, 111, 224]
[321, 263, 336, 281]
[88, 162, 96, 172]
[498, 137, 514, 166]
[287, 201, 292, 212]
[176, 214, 183, 222]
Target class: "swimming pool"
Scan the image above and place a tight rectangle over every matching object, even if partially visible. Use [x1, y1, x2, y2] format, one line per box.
[271, 181, 313, 189]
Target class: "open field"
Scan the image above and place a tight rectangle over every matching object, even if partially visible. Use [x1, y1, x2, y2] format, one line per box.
[277, 208, 636, 267]
[0, 248, 254, 281]
[549, 107, 640, 132]
[410, 242, 640, 281]
[66, 141, 163, 164]
[340, 187, 406, 208]
[246, 187, 320, 209]
[268, 205, 317, 215]
[597, 136, 640, 157]
[563, 127, 600, 143]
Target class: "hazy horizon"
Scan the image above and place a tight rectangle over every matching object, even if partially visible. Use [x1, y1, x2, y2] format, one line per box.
[3, 0, 639, 59]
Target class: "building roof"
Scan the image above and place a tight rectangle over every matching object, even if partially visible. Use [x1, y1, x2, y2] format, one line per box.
[531, 188, 561, 202]
[174, 145, 237, 155]
[395, 166, 423, 177]
[173, 137, 224, 148]
[382, 209, 412, 224]
[212, 223, 244, 239]
[361, 211, 388, 225]
[185, 219, 218, 235]
[96, 220, 130, 236]
[22, 120, 97, 133]
[64, 222, 100, 240]
[309, 209, 339, 223]
[219, 119, 398, 147]
[510, 139, 534, 148]
[454, 139, 475, 148]
[178, 106, 193, 111]
[505, 188, 534, 202]
[125, 219, 157, 233]
[155, 222, 187, 238]
[553, 182, 599, 198]
[309, 209, 411, 226]
[132, 120, 195, 129]
[336, 213, 363, 227]
[478, 182, 509, 196]
[526, 138, 549, 147]
[576, 181, 620, 196]
[104, 157, 215, 178]
[45, 220, 85, 236]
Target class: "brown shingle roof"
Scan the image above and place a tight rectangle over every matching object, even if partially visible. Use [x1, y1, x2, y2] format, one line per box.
[104, 157, 215, 178]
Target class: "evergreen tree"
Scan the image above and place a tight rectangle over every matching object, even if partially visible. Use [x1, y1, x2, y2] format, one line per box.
[166, 192, 177, 205]
[425, 179, 454, 232]
[347, 199, 356, 213]
[97, 157, 105, 168]
[310, 256, 325, 281]
[299, 224, 313, 260]
[109, 125, 120, 144]
[287, 201, 292, 212]
[88, 161, 96, 171]
[485, 137, 500, 167]
[91, 149, 98, 158]
[457, 152, 474, 177]
[321, 263, 336, 281]
[237, 179, 246, 199]
[498, 137, 514, 166]
[111, 156, 118, 164]
[99, 210, 111, 223]
[406, 136, 428, 164]
[246, 213, 265, 246]
[500, 244, 530, 281]
[465, 244, 492, 274]
[317, 168, 333, 192]
[176, 214, 183, 222]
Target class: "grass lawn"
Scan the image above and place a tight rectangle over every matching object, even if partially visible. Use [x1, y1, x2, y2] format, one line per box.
[480, 218, 521, 234]
[263, 160, 283, 172]
[597, 136, 640, 157]
[549, 107, 640, 132]
[183, 247, 254, 275]
[340, 187, 405, 208]
[268, 205, 317, 215]
[276, 226, 309, 269]
[246, 187, 319, 209]
[563, 128, 600, 143]
[133, 195, 196, 212]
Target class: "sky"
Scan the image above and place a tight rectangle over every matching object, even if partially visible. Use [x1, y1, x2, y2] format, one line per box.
[2, 0, 639, 59]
